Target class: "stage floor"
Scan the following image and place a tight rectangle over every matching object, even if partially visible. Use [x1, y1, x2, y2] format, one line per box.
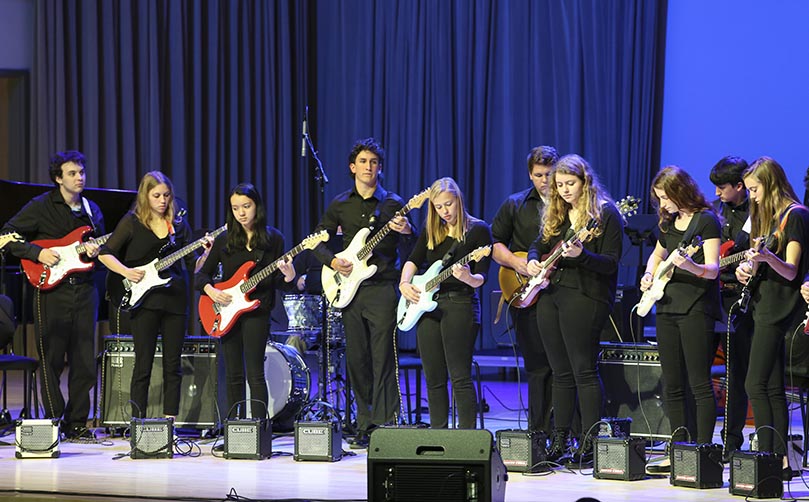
[0, 375, 808, 501]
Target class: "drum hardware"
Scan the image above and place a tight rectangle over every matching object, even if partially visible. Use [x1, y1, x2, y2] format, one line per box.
[245, 343, 310, 431]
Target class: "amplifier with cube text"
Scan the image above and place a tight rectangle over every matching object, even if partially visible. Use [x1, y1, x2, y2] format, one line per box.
[101, 335, 224, 428]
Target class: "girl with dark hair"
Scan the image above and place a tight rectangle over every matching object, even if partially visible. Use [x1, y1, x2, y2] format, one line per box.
[195, 183, 295, 421]
[99, 171, 212, 419]
[525, 154, 624, 467]
[641, 166, 720, 472]
[736, 158, 809, 479]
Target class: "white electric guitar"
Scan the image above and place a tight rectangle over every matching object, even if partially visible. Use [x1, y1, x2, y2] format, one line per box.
[115, 225, 226, 310]
[0, 232, 22, 250]
[321, 189, 429, 309]
[635, 236, 704, 317]
[396, 245, 491, 331]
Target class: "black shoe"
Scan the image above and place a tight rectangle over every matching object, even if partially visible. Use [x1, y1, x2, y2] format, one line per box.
[783, 467, 794, 481]
[645, 458, 671, 475]
[65, 425, 96, 441]
[722, 448, 738, 464]
[349, 432, 370, 449]
[547, 428, 572, 463]
[565, 436, 594, 469]
[213, 443, 224, 452]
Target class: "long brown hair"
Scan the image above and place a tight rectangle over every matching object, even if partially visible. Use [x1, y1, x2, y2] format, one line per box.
[134, 171, 176, 227]
[541, 154, 611, 243]
[650, 166, 713, 231]
[744, 156, 800, 254]
[425, 177, 478, 250]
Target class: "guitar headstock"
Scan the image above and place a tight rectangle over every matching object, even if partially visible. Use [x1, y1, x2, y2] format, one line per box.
[682, 235, 704, 256]
[302, 230, 329, 250]
[0, 232, 22, 250]
[616, 196, 640, 220]
[407, 188, 431, 210]
[470, 245, 492, 263]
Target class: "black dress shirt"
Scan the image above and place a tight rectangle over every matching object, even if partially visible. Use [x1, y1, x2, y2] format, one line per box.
[491, 187, 544, 252]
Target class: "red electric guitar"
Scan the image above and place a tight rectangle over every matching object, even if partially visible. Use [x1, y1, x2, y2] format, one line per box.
[199, 230, 329, 337]
[20, 226, 112, 290]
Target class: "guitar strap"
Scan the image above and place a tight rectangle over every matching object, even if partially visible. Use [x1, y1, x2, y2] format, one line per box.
[679, 210, 703, 247]
[81, 197, 97, 233]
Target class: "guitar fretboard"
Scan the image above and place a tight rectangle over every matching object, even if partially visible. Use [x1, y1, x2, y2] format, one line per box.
[425, 250, 480, 292]
[240, 238, 317, 293]
[76, 233, 112, 254]
[357, 201, 417, 261]
[156, 225, 226, 272]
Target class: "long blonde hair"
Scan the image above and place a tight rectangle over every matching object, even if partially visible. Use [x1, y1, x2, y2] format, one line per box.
[134, 171, 176, 227]
[425, 177, 476, 250]
[541, 154, 610, 243]
[744, 157, 800, 254]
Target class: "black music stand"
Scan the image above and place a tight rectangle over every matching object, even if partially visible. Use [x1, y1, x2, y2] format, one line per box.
[624, 214, 658, 342]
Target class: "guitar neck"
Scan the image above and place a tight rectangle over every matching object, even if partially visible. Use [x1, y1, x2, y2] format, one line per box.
[357, 202, 415, 260]
[541, 227, 588, 269]
[720, 250, 746, 268]
[156, 225, 225, 272]
[75, 233, 112, 254]
[242, 242, 308, 292]
[425, 251, 476, 292]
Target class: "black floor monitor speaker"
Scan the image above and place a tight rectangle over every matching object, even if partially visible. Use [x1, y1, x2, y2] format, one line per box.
[130, 418, 174, 459]
[593, 436, 646, 481]
[101, 335, 223, 428]
[729, 451, 783, 499]
[368, 428, 508, 502]
[600, 343, 671, 438]
[495, 429, 547, 473]
[670, 442, 724, 489]
[224, 418, 272, 460]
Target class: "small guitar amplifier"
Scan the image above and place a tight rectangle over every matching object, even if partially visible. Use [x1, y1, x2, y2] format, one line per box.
[593, 436, 646, 481]
[294, 420, 342, 462]
[729, 451, 782, 499]
[495, 429, 548, 473]
[15, 419, 60, 459]
[225, 418, 273, 460]
[130, 417, 174, 459]
[670, 442, 723, 489]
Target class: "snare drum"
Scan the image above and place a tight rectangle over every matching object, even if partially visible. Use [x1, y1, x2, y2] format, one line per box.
[255, 343, 310, 425]
[283, 294, 323, 330]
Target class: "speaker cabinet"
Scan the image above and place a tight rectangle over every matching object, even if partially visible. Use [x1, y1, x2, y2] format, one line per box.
[670, 442, 724, 489]
[495, 429, 547, 473]
[729, 451, 783, 499]
[600, 343, 671, 438]
[368, 428, 508, 502]
[101, 335, 223, 428]
[593, 436, 646, 481]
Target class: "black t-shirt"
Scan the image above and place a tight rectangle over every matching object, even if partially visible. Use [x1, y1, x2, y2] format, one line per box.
[195, 226, 289, 313]
[656, 210, 721, 318]
[526, 202, 624, 306]
[406, 219, 493, 294]
[752, 205, 809, 324]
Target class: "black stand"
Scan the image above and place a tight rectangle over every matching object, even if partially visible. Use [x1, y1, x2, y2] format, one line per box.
[624, 214, 658, 342]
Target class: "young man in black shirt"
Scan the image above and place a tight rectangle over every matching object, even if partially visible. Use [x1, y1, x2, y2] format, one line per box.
[314, 138, 416, 448]
[491, 145, 558, 433]
[1, 151, 104, 439]
[709, 155, 752, 461]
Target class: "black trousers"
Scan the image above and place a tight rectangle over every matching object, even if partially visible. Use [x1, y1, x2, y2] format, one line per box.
[720, 293, 753, 452]
[535, 285, 606, 437]
[341, 282, 399, 431]
[129, 307, 187, 418]
[220, 311, 270, 420]
[510, 302, 553, 432]
[746, 316, 794, 455]
[417, 292, 480, 429]
[34, 282, 98, 428]
[656, 308, 717, 444]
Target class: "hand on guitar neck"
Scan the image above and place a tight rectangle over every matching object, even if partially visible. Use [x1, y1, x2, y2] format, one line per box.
[801, 281, 809, 334]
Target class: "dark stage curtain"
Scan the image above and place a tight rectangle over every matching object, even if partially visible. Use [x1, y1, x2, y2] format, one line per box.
[26, 0, 666, 339]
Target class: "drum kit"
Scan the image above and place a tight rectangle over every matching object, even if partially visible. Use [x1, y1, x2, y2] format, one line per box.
[262, 293, 349, 429]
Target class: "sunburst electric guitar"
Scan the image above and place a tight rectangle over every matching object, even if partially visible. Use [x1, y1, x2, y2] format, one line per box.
[396, 245, 492, 331]
[505, 196, 639, 308]
[20, 227, 112, 290]
[321, 188, 430, 309]
[199, 230, 329, 337]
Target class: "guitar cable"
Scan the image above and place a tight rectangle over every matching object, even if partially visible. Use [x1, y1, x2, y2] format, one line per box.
[34, 287, 57, 423]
